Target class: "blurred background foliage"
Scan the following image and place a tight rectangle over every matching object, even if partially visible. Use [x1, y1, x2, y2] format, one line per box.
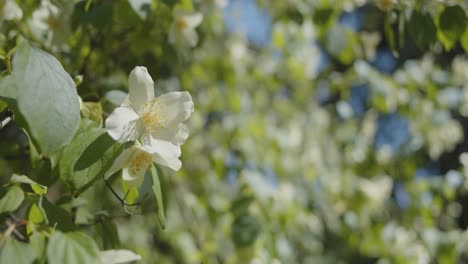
[1, 0, 468, 263]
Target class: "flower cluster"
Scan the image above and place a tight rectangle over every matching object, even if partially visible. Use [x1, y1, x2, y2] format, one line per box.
[104, 66, 194, 186]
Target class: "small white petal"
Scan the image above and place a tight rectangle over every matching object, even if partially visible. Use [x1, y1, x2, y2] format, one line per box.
[183, 12, 203, 27]
[158, 91, 194, 127]
[122, 167, 146, 183]
[184, 29, 199, 47]
[138, 136, 182, 170]
[140, 137, 181, 159]
[121, 148, 153, 184]
[168, 24, 177, 44]
[104, 148, 136, 179]
[105, 106, 143, 143]
[4, 0, 23, 20]
[128, 66, 155, 111]
[152, 123, 189, 145]
[101, 249, 142, 264]
[152, 154, 182, 171]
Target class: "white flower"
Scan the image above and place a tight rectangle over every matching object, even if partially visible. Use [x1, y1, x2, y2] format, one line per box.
[28, 0, 73, 48]
[105, 66, 194, 171]
[104, 140, 181, 185]
[169, 11, 203, 47]
[1, 0, 23, 21]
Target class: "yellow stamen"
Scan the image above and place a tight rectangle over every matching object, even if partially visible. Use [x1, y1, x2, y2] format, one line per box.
[139, 98, 167, 134]
[175, 17, 187, 31]
[129, 151, 152, 175]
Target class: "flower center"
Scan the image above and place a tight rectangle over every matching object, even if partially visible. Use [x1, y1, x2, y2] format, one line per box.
[129, 151, 152, 175]
[139, 98, 167, 134]
[175, 17, 187, 31]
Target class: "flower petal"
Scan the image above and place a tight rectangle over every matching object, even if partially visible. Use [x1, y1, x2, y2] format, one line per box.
[121, 148, 153, 184]
[139, 137, 181, 159]
[104, 147, 136, 179]
[184, 12, 203, 27]
[158, 91, 194, 127]
[168, 24, 177, 44]
[138, 136, 182, 170]
[128, 66, 155, 111]
[151, 123, 189, 145]
[4, 0, 23, 20]
[152, 155, 182, 171]
[122, 167, 146, 184]
[184, 29, 199, 47]
[105, 106, 143, 143]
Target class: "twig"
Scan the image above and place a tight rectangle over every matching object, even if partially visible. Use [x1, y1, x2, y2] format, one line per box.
[103, 177, 146, 207]
[0, 220, 16, 248]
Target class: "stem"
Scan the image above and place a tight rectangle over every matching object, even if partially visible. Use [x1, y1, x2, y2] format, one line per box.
[5, 47, 16, 75]
[0, 221, 16, 248]
[103, 177, 145, 207]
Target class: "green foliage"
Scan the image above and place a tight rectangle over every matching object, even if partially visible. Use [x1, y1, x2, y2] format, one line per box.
[47, 232, 101, 264]
[408, 10, 437, 49]
[151, 165, 166, 229]
[437, 5, 467, 50]
[0, 239, 36, 264]
[59, 129, 123, 195]
[2, 40, 80, 156]
[0, 186, 23, 214]
[0, 0, 467, 263]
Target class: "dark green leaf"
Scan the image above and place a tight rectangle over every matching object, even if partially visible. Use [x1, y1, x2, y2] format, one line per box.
[59, 129, 123, 196]
[231, 213, 260, 248]
[408, 10, 437, 49]
[9, 174, 47, 195]
[95, 219, 120, 249]
[437, 5, 467, 50]
[461, 27, 468, 52]
[41, 197, 75, 232]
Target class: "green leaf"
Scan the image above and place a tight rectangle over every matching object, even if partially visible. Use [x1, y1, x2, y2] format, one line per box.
[461, 27, 468, 52]
[408, 10, 437, 49]
[8, 39, 80, 155]
[437, 5, 467, 50]
[59, 129, 123, 196]
[0, 186, 24, 213]
[0, 75, 19, 110]
[47, 231, 101, 264]
[28, 203, 45, 227]
[21, 129, 41, 167]
[0, 99, 7, 112]
[0, 239, 36, 264]
[9, 174, 47, 195]
[151, 165, 166, 229]
[384, 13, 397, 56]
[231, 213, 261, 248]
[313, 7, 335, 28]
[41, 197, 75, 232]
[95, 219, 120, 250]
[29, 232, 46, 262]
